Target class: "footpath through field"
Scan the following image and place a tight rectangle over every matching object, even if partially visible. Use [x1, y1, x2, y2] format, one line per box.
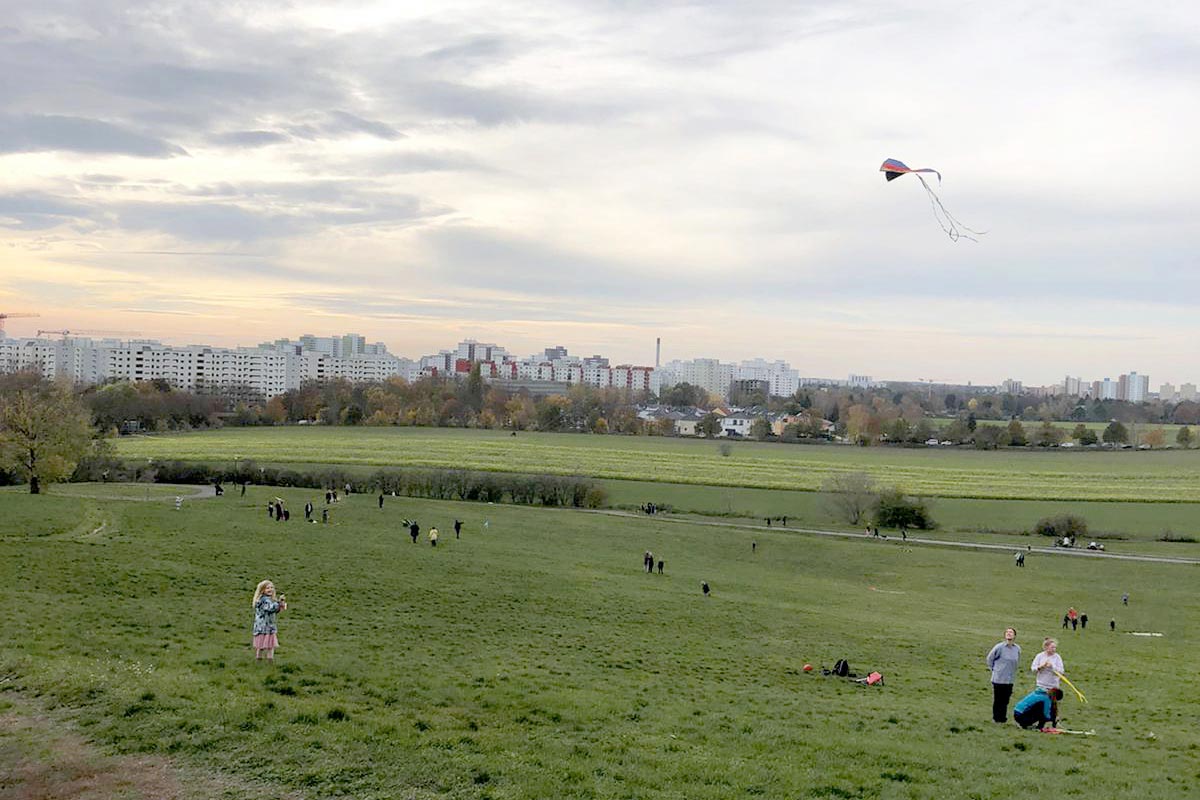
[589, 509, 1200, 566]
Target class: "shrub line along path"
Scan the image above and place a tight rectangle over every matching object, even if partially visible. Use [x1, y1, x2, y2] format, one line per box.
[585, 509, 1200, 566]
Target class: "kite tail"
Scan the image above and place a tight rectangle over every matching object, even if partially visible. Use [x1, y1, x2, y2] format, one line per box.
[915, 175, 986, 242]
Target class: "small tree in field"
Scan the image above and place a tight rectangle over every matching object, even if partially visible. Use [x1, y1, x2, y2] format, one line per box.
[873, 488, 935, 529]
[1177, 426, 1193, 449]
[1102, 421, 1129, 446]
[0, 378, 95, 494]
[821, 472, 879, 526]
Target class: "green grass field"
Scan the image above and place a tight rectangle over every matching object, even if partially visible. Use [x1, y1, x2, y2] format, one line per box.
[113, 427, 1200, 502]
[1, 486, 1197, 799]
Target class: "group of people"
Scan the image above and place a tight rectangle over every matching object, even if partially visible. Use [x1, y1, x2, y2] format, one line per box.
[986, 629, 1067, 729]
[642, 550, 664, 574]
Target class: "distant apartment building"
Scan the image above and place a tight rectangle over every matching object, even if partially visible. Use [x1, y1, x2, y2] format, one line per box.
[1118, 372, 1148, 403]
[847, 374, 874, 389]
[1063, 376, 1083, 396]
[1001, 378, 1023, 395]
[656, 357, 800, 400]
[0, 334, 414, 400]
[1159, 383, 1177, 402]
[1091, 378, 1118, 400]
[1181, 383, 1197, 402]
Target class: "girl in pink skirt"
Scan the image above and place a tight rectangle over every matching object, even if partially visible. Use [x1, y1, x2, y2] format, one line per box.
[252, 580, 287, 662]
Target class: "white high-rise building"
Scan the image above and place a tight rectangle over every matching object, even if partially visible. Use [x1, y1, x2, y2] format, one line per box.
[1159, 383, 1177, 402]
[0, 334, 412, 400]
[1181, 383, 1197, 402]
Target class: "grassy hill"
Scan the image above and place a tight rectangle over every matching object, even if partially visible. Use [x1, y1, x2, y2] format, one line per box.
[1, 486, 1196, 798]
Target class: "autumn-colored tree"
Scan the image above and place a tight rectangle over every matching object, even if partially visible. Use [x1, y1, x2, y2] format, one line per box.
[0, 378, 95, 494]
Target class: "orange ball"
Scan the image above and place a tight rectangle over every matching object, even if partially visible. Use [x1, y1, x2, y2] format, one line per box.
[803, 664, 813, 672]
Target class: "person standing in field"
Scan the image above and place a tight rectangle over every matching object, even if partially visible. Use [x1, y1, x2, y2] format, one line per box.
[986, 627, 1021, 723]
[409, 521, 420, 544]
[657, 559, 664, 575]
[379, 493, 385, 509]
[430, 526, 439, 547]
[701, 581, 711, 597]
[1031, 638, 1064, 692]
[252, 580, 287, 663]
[305, 501, 313, 522]
[1080, 613, 1088, 630]
[1122, 592, 1129, 606]
[454, 519, 462, 539]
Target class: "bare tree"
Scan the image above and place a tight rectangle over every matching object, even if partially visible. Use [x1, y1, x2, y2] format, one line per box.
[820, 471, 879, 526]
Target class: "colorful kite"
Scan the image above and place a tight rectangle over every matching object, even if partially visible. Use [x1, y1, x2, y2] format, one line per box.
[880, 158, 984, 242]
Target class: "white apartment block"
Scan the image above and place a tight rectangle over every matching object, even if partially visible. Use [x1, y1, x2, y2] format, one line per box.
[0, 335, 412, 400]
[1159, 383, 1177, 402]
[1181, 383, 1197, 402]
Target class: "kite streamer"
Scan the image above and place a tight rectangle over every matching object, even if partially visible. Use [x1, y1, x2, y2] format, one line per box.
[1056, 671, 1084, 705]
[880, 158, 985, 242]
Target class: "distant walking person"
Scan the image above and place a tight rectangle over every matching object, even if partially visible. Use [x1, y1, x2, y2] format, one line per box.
[454, 519, 462, 539]
[985, 627, 1021, 723]
[267, 502, 274, 519]
[275, 501, 284, 522]
[1080, 613, 1088, 630]
[429, 527, 439, 547]
[701, 581, 710, 597]
[305, 501, 313, 522]
[1110, 619, 1116, 632]
[657, 559, 664, 575]
[252, 580, 286, 663]
[325, 490, 332, 504]
[321, 508, 329, 524]
[1062, 613, 1069, 630]
[1122, 592, 1129, 606]
[1068, 607, 1078, 631]
[409, 521, 420, 544]
[379, 493, 385, 509]
[752, 541, 757, 553]
[241, 482, 246, 497]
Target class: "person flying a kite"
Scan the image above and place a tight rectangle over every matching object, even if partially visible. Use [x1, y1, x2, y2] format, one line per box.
[880, 158, 984, 242]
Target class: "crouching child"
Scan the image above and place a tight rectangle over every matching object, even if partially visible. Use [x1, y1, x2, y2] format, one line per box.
[1012, 687, 1062, 730]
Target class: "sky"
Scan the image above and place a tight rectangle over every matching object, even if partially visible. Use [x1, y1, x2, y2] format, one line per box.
[1, 1, 1198, 386]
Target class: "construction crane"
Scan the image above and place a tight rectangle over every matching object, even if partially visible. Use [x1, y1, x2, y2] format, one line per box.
[917, 377, 945, 401]
[37, 329, 141, 338]
[0, 312, 39, 336]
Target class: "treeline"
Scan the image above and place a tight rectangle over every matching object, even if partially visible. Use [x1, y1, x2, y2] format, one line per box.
[70, 457, 607, 509]
[66, 370, 1200, 440]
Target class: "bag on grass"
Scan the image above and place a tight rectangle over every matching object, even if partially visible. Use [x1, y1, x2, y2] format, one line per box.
[832, 659, 850, 677]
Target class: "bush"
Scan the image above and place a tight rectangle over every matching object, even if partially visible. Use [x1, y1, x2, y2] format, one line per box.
[1034, 514, 1088, 539]
[873, 488, 935, 529]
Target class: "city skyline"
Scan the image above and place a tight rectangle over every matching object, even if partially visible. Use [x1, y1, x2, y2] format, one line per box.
[2, 2, 1198, 383]
[6, 324, 1197, 394]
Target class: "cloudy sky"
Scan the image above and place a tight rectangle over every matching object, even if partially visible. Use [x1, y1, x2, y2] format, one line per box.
[1, 1, 1197, 385]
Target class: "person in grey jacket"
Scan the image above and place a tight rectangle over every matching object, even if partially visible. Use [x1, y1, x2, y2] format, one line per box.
[986, 627, 1021, 723]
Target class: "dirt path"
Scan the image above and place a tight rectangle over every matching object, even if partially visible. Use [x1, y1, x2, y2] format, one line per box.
[589, 509, 1200, 566]
[0, 694, 301, 800]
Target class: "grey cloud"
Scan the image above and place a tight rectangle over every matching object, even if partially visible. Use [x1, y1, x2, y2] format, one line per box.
[347, 150, 495, 175]
[325, 110, 404, 140]
[0, 191, 93, 229]
[208, 130, 290, 147]
[0, 114, 187, 157]
[112, 202, 302, 242]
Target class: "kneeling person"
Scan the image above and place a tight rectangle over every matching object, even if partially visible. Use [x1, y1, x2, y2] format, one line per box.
[1013, 687, 1062, 730]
